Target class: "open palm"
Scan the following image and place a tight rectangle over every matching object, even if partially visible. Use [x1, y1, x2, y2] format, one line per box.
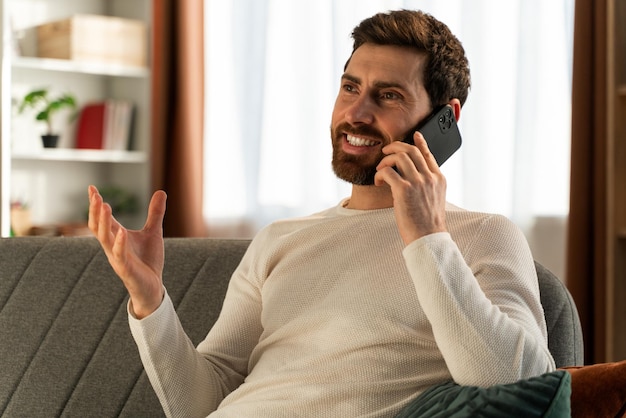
[88, 185, 167, 318]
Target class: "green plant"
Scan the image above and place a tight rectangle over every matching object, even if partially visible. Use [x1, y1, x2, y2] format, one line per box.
[97, 186, 139, 217]
[18, 88, 77, 135]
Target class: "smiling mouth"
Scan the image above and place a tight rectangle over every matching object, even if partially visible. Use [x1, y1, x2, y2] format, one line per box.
[346, 134, 379, 147]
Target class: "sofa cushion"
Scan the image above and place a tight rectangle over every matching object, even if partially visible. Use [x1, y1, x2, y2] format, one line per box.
[395, 370, 571, 418]
[561, 360, 626, 418]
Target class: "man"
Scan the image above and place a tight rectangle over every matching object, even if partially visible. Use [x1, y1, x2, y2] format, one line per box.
[88, 9, 555, 417]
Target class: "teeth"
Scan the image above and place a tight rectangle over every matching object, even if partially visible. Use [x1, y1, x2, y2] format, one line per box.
[347, 135, 376, 147]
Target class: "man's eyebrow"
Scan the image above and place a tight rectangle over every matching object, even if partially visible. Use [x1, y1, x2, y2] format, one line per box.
[341, 73, 408, 91]
[341, 73, 361, 85]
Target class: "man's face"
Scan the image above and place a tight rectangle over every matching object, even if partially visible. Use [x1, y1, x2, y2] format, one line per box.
[331, 44, 432, 185]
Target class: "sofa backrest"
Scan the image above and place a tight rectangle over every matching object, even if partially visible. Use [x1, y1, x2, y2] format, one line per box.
[535, 260, 584, 367]
[0, 237, 248, 418]
[0, 237, 583, 417]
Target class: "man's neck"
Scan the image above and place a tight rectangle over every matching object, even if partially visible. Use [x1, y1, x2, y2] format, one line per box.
[345, 184, 394, 210]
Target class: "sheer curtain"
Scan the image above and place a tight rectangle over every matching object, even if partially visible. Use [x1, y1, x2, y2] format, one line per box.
[204, 0, 574, 273]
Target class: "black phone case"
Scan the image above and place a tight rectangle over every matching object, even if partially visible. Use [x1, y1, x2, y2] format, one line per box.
[404, 104, 462, 166]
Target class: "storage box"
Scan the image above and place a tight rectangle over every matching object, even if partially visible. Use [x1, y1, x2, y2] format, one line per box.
[36, 14, 147, 67]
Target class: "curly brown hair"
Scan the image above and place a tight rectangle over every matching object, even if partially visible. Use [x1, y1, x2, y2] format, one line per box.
[347, 9, 471, 108]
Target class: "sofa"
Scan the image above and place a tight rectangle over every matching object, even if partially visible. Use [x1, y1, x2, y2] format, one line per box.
[0, 236, 598, 417]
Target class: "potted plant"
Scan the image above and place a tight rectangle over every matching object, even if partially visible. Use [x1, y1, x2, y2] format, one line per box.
[83, 185, 139, 223]
[98, 186, 139, 217]
[18, 88, 77, 148]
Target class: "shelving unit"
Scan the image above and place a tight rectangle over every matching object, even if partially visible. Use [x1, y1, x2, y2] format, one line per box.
[606, 0, 626, 361]
[12, 56, 150, 78]
[12, 148, 147, 163]
[0, 0, 152, 236]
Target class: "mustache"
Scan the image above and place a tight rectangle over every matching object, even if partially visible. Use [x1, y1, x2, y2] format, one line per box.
[334, 123, 386, 141]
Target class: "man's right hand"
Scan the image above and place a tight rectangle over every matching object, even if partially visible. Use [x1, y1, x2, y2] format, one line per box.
[88, 185, 167, 319]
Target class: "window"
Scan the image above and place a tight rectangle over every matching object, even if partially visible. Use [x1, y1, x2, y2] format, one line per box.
[203, 0, 575, 272]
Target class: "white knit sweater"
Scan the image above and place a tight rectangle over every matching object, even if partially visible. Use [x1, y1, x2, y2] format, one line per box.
[129, 201, 555, 417]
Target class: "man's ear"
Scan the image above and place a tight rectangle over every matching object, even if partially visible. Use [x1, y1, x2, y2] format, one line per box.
[448, 99, 461, 122]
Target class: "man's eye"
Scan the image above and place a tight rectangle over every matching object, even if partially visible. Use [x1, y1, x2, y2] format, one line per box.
[343, 84, 356, 92]
[382, 91, 399, 100]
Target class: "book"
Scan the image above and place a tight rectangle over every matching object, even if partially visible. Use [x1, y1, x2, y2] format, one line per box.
[75, 102, 106, 149]
[75, 100, 135, 150]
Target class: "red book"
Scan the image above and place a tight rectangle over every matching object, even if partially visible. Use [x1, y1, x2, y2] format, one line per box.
[76, 103, 106, 149]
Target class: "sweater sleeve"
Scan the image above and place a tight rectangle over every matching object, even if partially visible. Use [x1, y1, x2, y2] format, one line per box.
[129, 291, 228, 417]
[402, 214, 555, 387]
[128, 241, 264, 418]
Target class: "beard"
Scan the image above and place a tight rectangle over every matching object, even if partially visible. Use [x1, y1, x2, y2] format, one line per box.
[330, 123, 387, 185]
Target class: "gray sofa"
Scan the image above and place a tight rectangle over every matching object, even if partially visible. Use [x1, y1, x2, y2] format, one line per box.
[0, 236, 583, 417]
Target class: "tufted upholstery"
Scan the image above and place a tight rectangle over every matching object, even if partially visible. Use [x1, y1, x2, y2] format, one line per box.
[0, 237, 247, 418]
[0, 237, 583, 417]
[535, 261, 584, 368]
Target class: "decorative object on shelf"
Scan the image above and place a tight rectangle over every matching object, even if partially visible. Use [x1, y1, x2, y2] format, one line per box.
[36, 14, 148, 68]
[10, 201, 32, 236]
[18, 88, 77, 148]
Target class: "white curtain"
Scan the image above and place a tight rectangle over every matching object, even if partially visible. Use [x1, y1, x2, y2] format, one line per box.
[203, 0, 574, 270]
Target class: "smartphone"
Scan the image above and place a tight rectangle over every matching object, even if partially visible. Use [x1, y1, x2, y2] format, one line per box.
[403, 104, 462, 166]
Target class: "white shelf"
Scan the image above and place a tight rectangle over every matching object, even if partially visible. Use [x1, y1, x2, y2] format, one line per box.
[12, 56, 149, 78]
[1, 0, 153, 236]
[12, 148, 147, 163]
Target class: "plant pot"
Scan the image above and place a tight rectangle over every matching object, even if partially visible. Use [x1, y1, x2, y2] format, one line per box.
[41, 134, 59, 148]
[10, 207, 32, 236]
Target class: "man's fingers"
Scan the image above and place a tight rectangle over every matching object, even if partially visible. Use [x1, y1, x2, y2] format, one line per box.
[412, 134, 440, 172]
[97, 202, 113, 248]
[111, 227, 128, 265]
[144, 190, 167, 232]
[87, 186, 101, 235]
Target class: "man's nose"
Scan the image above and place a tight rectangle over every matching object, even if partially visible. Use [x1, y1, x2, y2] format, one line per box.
[345, 95, 375, 125]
